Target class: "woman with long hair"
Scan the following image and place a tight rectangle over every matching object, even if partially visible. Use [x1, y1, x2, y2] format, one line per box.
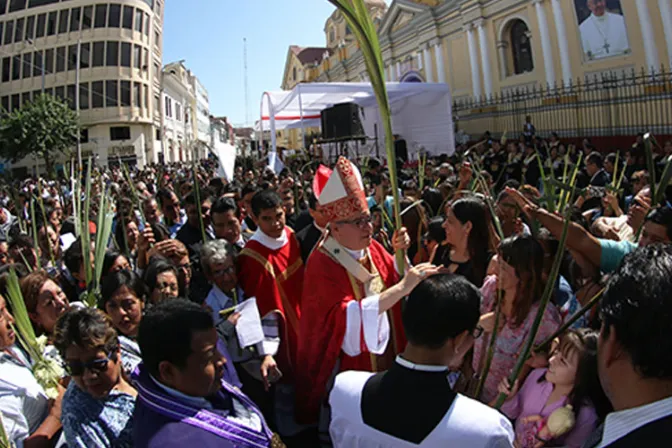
[498, 329, 611, 447]
[436, 197, 493, 287]
[472, 236, 562, 403]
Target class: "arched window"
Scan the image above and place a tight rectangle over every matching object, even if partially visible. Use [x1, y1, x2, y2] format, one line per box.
[345, 24, 352, 35]
[510, 20, 533, 74]
[293, 67, 297, 81]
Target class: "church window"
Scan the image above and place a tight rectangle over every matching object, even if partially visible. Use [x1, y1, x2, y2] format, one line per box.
[329, 27, 335, 43]
[345, 24, 351, 35]
[293, 66, 297, 81]
[510, 20, 533, 75]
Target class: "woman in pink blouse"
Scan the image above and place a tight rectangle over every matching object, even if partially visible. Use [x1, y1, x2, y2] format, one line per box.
[472, 236, 562, 403]
[498, 329, 611, 447]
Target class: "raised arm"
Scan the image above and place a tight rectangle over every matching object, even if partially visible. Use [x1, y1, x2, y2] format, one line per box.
[505, 188, 603, 268]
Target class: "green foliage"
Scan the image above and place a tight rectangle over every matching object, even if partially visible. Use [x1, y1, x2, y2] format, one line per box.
[0, 94, 79, 172]
[328, 0, 405, 272]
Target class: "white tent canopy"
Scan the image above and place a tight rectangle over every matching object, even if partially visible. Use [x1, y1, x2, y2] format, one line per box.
[258, 82, 455, 159]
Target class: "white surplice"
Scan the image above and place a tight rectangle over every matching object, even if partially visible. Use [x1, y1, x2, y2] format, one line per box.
[329, 358, 515, 448]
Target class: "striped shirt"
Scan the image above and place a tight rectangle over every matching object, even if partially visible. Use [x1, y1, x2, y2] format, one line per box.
[597, 396, 672, 447]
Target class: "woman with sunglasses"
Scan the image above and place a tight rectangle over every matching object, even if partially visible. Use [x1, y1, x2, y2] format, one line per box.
[53, 307, 136, 448]
[0, 293, 65, 447]
[100, 270, 146, 376]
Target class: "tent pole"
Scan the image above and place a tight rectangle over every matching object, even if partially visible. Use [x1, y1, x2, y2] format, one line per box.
[298, 84, 305, 151]
[259, 93, 265, 157]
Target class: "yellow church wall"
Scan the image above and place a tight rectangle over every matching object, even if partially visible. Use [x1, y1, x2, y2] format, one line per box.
[282, 0, 672, 142]
[447, 34, 472, 97]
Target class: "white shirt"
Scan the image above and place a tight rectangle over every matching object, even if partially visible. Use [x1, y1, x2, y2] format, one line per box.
[329, 357, 515, 447]
[597, 396, 672, 447]
[0, 346, 49, 448]
[579, 12, 629, 60]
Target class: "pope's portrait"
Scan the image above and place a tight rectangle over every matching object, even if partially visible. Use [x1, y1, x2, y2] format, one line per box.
[575, 0, 630, 61]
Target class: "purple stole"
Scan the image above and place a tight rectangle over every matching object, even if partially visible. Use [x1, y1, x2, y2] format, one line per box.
[133, 364, 274, 448]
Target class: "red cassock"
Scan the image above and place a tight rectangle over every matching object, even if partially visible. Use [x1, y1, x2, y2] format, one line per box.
[295, 239, 407, 423]
[237, 228, 304, 381]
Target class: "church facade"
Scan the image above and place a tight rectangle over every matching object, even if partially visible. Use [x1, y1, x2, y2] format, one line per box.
[279, 0, 672, 149]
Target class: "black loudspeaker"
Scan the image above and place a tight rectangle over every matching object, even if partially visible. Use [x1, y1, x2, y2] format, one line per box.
[395, 138, 408, 162]
[321, 103, 364, 139]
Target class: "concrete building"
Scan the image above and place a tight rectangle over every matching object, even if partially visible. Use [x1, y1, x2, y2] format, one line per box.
[160, 60, 194, 164]
[189, 72, 210, 160]
[280, 0, 672, 148]
[0, 0, 164, 174]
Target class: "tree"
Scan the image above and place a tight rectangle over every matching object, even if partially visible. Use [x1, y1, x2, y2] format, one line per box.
[0, 94, 79, 176]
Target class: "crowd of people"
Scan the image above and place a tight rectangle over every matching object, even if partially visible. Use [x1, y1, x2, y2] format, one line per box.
[0, 125, 671, 448]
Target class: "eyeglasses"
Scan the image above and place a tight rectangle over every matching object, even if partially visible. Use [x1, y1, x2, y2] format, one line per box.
[471, 326, 484, 339]
[212, 265, 235, 277]
[336, 216, 373, 228]
[176, 262, 192, 272]
[65, 349, 117, 376]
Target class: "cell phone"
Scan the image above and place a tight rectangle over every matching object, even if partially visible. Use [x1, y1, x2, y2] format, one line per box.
[267, 367, 283, 384]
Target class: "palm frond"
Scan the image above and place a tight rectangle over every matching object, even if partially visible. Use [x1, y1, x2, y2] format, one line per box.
[328, 0, 405, 272]
[5, 268, 39, 360]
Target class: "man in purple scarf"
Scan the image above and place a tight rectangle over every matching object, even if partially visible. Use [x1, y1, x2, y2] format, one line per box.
[132, 299, 283, 447]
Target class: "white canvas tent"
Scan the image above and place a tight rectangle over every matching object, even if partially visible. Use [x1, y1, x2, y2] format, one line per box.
[258, 82, 455, 160]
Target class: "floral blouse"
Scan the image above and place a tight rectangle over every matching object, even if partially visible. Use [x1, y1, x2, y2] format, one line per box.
[473, 275, 563, 403]
[62, 381, 135, 448]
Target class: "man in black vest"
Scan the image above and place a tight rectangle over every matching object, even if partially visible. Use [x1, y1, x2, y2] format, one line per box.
[328, 274, 514, 447]
[584, 244, 672, 447]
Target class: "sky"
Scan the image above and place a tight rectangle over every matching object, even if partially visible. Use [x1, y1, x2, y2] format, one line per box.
[163, 0, 347, 127]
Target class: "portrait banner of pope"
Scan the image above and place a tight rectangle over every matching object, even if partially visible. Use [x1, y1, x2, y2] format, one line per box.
[575, 0, 630, 61]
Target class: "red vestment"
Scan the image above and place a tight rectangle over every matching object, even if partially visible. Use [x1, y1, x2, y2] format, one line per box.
[295, 239, 407, 423]
[237, 227, 304, 380]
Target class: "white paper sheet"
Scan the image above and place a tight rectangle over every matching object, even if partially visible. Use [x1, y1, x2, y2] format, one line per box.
[235, 298, 265, 349]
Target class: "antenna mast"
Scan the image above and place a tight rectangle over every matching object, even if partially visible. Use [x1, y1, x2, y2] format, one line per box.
[244, 37, 249, 126]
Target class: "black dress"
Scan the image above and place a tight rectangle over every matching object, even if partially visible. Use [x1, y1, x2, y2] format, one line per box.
[434, 245, 492, 288]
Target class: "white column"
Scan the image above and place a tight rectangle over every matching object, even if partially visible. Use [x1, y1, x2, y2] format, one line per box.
[497, 42, 509, 78]
[423, 44, 434, 82]
[433, 39, 447, 84]
[396, 61, 402, 80]
[658, 0, 672, 68]
[551, 0, 572, 87]
[636, 0, 660, 72]
[476, 20, 493, 98]
[533, 0, 556, 87]
[467, 25, 482, 99]
[387, 64, 394, 82]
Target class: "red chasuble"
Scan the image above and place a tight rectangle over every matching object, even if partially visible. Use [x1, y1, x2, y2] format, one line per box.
[237, 227, 304, 381]
[295, 239, 407, 423]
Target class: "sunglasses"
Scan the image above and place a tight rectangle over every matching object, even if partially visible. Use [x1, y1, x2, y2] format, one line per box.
[65, 349, 118, 376]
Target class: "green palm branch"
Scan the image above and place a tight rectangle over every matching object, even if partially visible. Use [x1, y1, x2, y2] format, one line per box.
[327, 0, 405, 272]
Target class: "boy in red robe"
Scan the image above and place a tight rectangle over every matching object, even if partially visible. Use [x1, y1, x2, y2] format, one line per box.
[237, 189, 305, 438]
[295, 157, 441, 441]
